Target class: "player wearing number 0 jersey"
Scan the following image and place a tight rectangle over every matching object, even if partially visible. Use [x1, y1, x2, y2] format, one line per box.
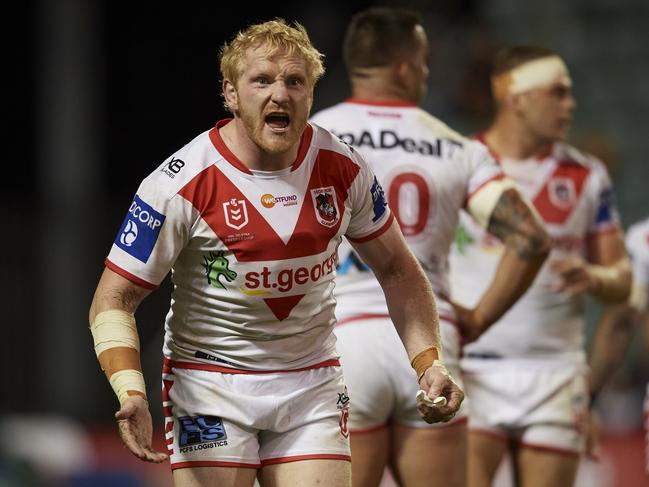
[311, 8, 550, 487]
[449, 46, 631, 487]
[89, 19, 463, 487]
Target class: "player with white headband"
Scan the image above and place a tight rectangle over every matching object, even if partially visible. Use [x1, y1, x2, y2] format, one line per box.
[449, 46, 632, 486]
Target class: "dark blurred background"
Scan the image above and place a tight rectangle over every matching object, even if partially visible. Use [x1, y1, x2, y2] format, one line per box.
[3, 0, 648, 485]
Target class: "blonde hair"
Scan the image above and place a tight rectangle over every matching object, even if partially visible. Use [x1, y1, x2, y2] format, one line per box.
[219, 19, 325, 88]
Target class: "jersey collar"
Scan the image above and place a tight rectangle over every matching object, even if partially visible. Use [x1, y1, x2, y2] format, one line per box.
[209, 119, 313, 175]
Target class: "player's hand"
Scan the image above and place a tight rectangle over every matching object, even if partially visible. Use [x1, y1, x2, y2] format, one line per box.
[416, 361, 464, 424]
[452, 302, 485, 344]
[115, 395, 168, 463]
[550, 256, 592, 296]
[585, 410, 601, 461]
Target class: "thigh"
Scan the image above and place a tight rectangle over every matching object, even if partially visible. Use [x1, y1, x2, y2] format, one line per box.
[260, 459, 351, 487]
[348, 427, 389, 487]
[391, 422, 467, 487]
[173, 465, 257, 487]
[514, 446, 579, 487]
[467, 430, 508, 487]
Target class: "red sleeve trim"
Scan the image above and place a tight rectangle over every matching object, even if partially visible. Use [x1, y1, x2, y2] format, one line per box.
[346, 213, 395, 243]
[463, 173, 506, 208]
[104, 258, 158, 290]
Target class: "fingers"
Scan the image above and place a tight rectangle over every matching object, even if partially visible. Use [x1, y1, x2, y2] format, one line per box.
[417, 366, 465, 424]
[117, 420, 168, 463]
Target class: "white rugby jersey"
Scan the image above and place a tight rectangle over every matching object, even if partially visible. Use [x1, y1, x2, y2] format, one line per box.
[310, 99, 503, 325]
[106, 120, 393, 371]
[450, 136, 621, 361]
[627, 218, 649, 290]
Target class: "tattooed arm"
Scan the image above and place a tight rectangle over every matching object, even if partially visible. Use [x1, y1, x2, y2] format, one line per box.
[456, 188, 551, 342]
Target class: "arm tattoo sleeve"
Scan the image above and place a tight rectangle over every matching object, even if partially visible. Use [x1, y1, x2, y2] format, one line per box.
[487, 189, 550, 260]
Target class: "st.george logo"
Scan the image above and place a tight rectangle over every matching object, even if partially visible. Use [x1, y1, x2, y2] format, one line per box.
[223, 198, 249, 230]
[310, 186, 340, 228]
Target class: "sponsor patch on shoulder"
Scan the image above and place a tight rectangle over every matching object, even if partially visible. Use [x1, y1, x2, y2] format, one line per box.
[114, 194, 166, 263]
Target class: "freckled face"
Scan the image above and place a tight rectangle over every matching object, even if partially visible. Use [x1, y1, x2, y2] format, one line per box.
[228, 46, 314, 154]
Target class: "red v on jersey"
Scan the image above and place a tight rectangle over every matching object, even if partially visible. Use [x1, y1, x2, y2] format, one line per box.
[264, 295, 306, 321]
[533, 162, 590, 224]
[178, 150, 360, 262]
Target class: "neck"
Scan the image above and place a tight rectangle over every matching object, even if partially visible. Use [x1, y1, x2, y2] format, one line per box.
[220, 119, 300, 171]
[485, 112, 552, 160]
[351, 71, 418, 105]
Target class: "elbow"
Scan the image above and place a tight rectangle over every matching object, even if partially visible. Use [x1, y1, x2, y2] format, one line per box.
[525, 226, 552, 263]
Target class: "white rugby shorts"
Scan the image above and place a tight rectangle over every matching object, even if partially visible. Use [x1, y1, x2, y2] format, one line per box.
[461, 357, 589, 455]
[333, 314, 467, 432]
[161, 358, 351, 470]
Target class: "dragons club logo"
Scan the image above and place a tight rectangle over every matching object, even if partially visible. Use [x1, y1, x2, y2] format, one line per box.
[548, 177, 576, 210]
[203, 251, 237, 289]
[310, 186, 340, 228]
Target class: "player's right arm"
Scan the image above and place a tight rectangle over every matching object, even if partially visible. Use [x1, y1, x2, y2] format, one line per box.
[89, 267, 168, 463]
[456, 184, 552, 342]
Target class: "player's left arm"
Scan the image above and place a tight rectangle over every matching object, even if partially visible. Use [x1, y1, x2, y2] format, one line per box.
[351, 220, 464, 423]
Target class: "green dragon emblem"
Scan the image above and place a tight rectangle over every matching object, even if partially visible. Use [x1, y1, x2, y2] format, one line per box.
[203, 251, 237, 289]
[454, 222, 475, 255]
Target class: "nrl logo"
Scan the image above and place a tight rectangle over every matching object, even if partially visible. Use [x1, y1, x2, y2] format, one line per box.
[223, 198, 249, 230]
[310, 186, 340, 228]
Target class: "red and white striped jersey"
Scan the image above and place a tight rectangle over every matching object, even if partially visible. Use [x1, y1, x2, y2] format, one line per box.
[450, 138, 621, 361]
[106, 120, 393, 370]
[310, 99, 503, 324]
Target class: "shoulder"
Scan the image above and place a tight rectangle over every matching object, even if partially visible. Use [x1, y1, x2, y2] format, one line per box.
[142, 130, 218, 193]
[627, 218, 649, 245]
[310, 103, 347, 126]
[310, 122, 360, 163]
[554, 142, 608, 174]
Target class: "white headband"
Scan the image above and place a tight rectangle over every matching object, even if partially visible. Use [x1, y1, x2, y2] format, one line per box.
[492, 55, 572, 98]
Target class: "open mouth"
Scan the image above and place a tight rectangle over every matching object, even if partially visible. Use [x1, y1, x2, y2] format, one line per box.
[265, 112, 290, 131]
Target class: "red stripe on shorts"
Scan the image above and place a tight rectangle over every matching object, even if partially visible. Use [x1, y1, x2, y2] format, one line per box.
[261, 453, 351, 466]
[163, 357, 340, 374]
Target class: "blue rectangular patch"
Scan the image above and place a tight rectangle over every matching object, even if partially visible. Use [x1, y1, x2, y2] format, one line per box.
[370, 175, 387, 223]
[114, 195, 166, 263]
[178, 416, 227, 447]
[595, 187, 616, 225]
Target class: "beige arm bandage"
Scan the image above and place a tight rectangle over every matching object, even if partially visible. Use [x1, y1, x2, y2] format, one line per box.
[587, 257, 632, 302]
[629, 284, 648, 312]
[90, 310, 146, 406]
[467, 178, 517, 228]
